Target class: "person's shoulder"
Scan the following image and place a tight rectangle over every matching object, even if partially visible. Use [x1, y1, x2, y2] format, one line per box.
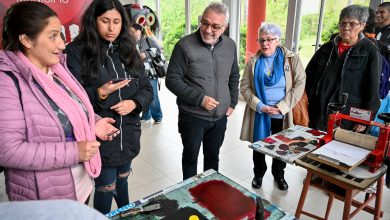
[247, 55, 258, 66]
[384, 24, 390, 30]
[360, 38, 379, 50]
[178, 32, 199, 45]
[221, 34, 236, 44]
[66, 40, 82, 53]
[313, 41, 333, 54]
[0, 50, 10, 63]
[278, 45, 294, 56]
[320, 40, 333, 48]
[173, 33, 198, 52]
[0, 51, 20, 74]
[65, 40, 85, 62]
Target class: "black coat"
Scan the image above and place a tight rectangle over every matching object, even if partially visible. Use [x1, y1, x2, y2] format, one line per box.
[66, 40, 152, 167]
[375, 24, 390, 60]
[305, 34, 380, 131]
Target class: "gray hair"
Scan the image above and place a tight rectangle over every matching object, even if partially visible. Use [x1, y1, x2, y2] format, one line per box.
[258, 22, 283, 39]
[203, 2, 229, 24]
[339, 5, 369, 23]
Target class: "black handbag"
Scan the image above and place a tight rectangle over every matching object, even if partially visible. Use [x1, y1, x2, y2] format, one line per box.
[146, 38, 168, 78]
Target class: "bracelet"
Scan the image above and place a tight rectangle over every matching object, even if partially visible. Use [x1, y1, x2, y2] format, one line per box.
[98, 87, 108, 100]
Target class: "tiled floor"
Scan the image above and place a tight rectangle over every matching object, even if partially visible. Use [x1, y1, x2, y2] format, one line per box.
[1, 79, 390, 219]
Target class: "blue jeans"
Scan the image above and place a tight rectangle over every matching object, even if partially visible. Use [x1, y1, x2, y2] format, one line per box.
[141, 79, 163, 121]
[93, 161, 131, 214]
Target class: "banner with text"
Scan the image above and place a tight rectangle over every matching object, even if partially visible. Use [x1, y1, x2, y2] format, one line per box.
[0, 0, 93, 45]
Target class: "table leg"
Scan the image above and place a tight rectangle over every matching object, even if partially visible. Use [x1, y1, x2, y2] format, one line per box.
[374, 176, 384, 220]
[295, 172, 313, 218]
[343, 188, 353, 220]
[325, 194, 334, 219]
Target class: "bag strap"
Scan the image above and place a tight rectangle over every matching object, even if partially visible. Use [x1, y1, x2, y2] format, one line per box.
[4, 71, 23, 110]
[145, 37, 152, 49]
[287, 57, 295, 85]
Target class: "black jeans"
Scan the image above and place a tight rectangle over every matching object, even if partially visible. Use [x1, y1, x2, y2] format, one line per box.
[178, 112, 227, 180]
[253, 118, 286, 179]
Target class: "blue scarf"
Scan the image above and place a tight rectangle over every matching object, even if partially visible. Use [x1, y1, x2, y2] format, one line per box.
[253, 47, 284, 141]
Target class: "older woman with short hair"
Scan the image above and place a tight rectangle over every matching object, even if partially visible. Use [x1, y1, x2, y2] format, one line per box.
[240, 23, 306, 191]
[306, 5, 380, 132]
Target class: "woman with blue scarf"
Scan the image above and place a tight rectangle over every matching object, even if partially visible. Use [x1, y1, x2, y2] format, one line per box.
[240, 23, 306, 191]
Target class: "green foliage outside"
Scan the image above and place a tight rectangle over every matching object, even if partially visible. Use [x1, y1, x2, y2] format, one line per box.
[144, 0, 369, 68]
[265, 0, 289, 43]
[264, 0, 369, 67]
[239, 25, 247, 71]
[144, 0, 216, 59]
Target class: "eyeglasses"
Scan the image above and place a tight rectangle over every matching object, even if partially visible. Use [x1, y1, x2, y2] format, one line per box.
[338, 22, 361, 29]
[200, 20, 225, 32]
[258, 38, 277, 44]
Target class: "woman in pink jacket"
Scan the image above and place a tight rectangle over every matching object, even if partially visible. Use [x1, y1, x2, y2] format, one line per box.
[0, 2, 118, 203]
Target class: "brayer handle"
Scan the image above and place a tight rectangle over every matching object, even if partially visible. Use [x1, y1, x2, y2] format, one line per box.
[120, 208, 142, 217]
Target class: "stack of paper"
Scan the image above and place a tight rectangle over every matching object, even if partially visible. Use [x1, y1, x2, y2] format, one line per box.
[311, 140, 371, 168]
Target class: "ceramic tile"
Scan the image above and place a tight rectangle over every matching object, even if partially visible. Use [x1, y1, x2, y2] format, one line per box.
[219, 148, 254, 180]
[0, 173, 7, 202]
[127, 157, 165, 190]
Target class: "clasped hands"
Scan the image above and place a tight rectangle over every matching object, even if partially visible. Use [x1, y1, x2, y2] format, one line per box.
[261, 105, 281, 115]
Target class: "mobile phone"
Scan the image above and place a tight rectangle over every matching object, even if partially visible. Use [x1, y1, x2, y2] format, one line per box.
[111, 78, 130, 83]
[107, 129, 119, 137]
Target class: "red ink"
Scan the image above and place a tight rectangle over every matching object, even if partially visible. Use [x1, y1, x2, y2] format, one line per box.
[306, 129, 326, 136]
[264, 209, 271, 218]
[274, 135, 293, 143]
[189, 180, 256, 220]
[263, 137, 276, 144]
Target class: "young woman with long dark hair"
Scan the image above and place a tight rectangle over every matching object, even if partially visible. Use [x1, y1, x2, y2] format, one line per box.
[66, 0, 152, 214]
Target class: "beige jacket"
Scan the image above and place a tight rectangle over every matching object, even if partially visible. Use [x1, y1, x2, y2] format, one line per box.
[240, 46, 306, 142]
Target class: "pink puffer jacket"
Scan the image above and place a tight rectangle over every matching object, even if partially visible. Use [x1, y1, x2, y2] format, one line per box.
[0, 51, 81, 200]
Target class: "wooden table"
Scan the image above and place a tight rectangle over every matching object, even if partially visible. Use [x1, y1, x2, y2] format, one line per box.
[295, 156, 385, 220]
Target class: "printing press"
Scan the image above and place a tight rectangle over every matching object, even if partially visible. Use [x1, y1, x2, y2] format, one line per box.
[294, 94, 389, 220]
[314, 93, 390, 186]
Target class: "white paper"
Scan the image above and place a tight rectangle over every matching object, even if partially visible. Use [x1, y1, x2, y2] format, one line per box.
[312, 140, 370, 167]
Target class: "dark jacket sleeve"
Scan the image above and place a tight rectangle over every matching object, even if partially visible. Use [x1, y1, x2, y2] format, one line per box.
[165, 43, 204, 107]
[364, 46, 381, 113]
[65, 43, 100, 109]
[377, 40, 390, 60]
[65, 43, 83, 82]
[305, 43, 330, 100]
[228, 47, 240, 108]
[129, 69, 153, 114]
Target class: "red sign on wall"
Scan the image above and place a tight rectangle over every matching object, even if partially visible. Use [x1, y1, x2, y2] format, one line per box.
[0, 0, 93, 44]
